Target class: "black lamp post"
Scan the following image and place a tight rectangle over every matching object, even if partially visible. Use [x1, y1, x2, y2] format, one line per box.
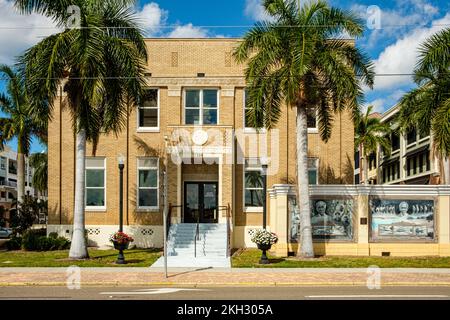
[116, 154, 126, 264]
[259, 161, 269, 264]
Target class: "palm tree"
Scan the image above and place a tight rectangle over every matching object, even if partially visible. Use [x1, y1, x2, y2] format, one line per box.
[0, 65, 46, 203]
[355, 106, 391, 185]
[29, 152, 48, 194]
[398, 28, 450, 184]
[234, 0, 374, 258]
[16, 0, 148, 259]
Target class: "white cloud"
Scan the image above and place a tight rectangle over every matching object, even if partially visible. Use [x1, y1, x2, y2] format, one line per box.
[373, 13, 450, 90]
[137, 2, 167, 36]
[352, 1, 440, 49]
[168, 23, 209, 38]
[0, 0, 59, 64]
[365, 89, 407, 113]
[244, 0, 273, 21]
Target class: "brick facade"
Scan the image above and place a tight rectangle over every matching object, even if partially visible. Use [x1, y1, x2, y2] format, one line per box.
[48, 39, 354, 244]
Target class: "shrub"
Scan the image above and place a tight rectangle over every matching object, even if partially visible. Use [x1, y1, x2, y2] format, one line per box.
[54, 237, 71, 250]
[48, 232, 59, 239]
[6, 236, 22, 251]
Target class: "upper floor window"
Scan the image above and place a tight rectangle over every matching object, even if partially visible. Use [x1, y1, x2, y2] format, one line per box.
[184, 89, 218, 125]
[406, 127, 417, 146]
[307, 108, 318, 131]
[8, 160, 17, 175]
[0, 157, 6, 170]
[137, 158, 159, 209]
[85, 158, 106, 210]
[391, 132, 400, 152]
[244, 89, 264, 130]
[138, 89, 159, 130]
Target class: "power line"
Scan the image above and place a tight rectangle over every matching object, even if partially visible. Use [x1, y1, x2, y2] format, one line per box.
[0, 23, 449, 30]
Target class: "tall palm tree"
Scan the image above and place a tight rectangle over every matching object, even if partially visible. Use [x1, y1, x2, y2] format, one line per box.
[355, 106, 391, 185]
[0, 65, 46, 203]
[29, 152, 48, 194]
[398, 28, 450, 184]
[16, 0, 148, 259]
[234, 0, 374, 258]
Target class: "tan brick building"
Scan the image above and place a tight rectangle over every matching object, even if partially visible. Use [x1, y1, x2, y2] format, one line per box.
[47, 39, 355, 253]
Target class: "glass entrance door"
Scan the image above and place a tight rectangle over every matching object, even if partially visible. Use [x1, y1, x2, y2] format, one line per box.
[184, 182, 218, 223]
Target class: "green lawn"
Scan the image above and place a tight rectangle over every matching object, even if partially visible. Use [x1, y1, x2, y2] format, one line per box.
[232, 249, 450, 268]
[2, 247, 450, 268]
[0, 248, 162, 267]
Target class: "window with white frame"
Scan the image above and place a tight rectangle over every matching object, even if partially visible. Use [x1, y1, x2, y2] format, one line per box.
[184, 89, 218, 125]
[138, 89, 159, 130]
[244, 89, 265, 130]
[137, 158, 159, 209]
[85, 158, 106, 209]
[244, 159, 264, 210]
[308, 158, 319, 185]
[307, 108, 318, 131]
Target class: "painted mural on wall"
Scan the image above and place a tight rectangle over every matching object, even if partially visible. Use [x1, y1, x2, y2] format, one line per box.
[288, 196, 354, 242]
[370, 198, 435, 241]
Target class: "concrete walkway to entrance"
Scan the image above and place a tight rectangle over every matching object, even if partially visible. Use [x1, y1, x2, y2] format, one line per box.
[1, 268, 450, 287]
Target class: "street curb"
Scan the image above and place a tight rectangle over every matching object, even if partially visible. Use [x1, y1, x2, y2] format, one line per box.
[2, 282, 450, 287]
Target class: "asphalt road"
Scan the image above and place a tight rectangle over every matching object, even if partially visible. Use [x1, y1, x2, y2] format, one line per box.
[0, 286, 449, 300]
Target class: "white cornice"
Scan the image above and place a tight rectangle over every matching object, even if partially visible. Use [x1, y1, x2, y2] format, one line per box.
[268, 184, 450, 197]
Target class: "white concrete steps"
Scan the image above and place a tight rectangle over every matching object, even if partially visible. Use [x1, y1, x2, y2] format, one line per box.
[150, 223, 230, 268]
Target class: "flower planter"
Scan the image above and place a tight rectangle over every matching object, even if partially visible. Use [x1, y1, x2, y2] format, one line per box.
[113, 241, 129, 251]
[257, 243, 272, 251]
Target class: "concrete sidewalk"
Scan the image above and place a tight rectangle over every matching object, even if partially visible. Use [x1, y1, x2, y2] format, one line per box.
[1, 268, 450, 287]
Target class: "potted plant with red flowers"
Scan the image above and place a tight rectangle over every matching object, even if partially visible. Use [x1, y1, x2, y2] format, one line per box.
[110, 232, 134, 264]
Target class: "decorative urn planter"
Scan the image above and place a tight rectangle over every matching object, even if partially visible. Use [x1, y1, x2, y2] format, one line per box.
[112, 241, 130, 251]
[257, 243, 272, 251]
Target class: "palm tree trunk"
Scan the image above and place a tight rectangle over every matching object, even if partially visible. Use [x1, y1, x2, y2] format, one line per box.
[444, 157, 450, 185]
[296, 106, 314, 258]
[69, 128, 89, 259]
[16, 151, 25, 204]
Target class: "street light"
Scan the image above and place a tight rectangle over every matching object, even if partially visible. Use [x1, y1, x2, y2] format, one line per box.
[116, 154, 125, 264]
[259, 157, 269, 265]
[260, 157, 269, 230]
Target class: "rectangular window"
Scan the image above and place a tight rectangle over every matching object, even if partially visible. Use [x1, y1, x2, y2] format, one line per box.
[307, 108, 317, 130]
[85, 158, 106, 209]
[243, 89, 264, 129]
[184, 89, 218, 125]
[354, 151, 360, 170]
[8, 160, 17, 175]
[244, 89, 254, 129]
[138, 89, 159, 130]
[137, 158, 159, 209]
[355, 174, 360, 185]
[308, 158, 319, 185]
[244, 159, 264, 210]
[391, 132, 400, 151]
[407, 128, 417, 146]
[0, 157, 6, 170]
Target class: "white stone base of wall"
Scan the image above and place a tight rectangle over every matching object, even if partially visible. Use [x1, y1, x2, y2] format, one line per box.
[47, 225, 163, 249]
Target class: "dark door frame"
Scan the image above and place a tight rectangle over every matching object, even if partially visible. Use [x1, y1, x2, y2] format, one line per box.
[183, 181, 219, 223]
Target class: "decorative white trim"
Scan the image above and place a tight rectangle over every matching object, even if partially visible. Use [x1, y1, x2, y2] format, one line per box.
[268, 184, 450, 197]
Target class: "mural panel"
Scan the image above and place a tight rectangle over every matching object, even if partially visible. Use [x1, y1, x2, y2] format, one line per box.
[288, 196, 354, 242]
[369, 198, 435, 241]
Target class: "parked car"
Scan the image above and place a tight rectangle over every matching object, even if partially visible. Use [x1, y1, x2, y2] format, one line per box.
[0, 227, 13, 239]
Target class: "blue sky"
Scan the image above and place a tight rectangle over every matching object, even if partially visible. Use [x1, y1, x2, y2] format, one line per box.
[1, 0, 449, 153]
